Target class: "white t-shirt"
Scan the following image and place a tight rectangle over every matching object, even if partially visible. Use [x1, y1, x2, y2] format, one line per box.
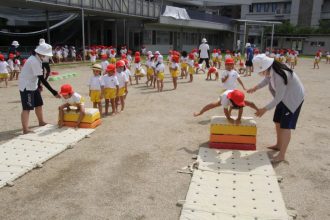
[199, 43, 210, 59]
[103, 75, 119, 89]
[219, 90, 233, 109]
[101, 60, 109, 74]
[171, 63, 179, 69]
[14, 59, 21, 71]
[125, 69, 132, 78]
[146, 60, 154, 68]
[0, 61, 9, 73]
[181, 56, 188, 63]
[90, 55, 96, 63]
[188, 59, 194, 67]
[224, 54, 232, 60]
[62, 92, 83, 105]
[88, 75, 104, 90]
[18, 55, 43, 91]
[7, 59, 14, 71]
[117, 71, 129, 88]
[212, 53, 218, 58]
[221, 70, 240, 90]
[155, 63, 165, 73]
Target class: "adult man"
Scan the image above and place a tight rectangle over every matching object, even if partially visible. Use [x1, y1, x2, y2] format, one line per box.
[198, 38, 210, 69]
[19, 43, 60, 134]
[244, 43, 253, 76]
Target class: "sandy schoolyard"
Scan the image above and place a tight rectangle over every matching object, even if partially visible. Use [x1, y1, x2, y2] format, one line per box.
[0, 58, 329, 220]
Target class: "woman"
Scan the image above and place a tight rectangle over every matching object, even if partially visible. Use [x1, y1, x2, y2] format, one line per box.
[247, 54, 304, 163]
[19, 43, 60, 134]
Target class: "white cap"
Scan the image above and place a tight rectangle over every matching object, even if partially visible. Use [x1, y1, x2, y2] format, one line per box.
[147, 51, 152, 55]
[35, 43, 53, 57]
[157, 55, 163, 63]
[246, 43, 251, 47]
[12, 41, 19, 46]
[252, 54, 274, 73]
[202, 38, 207, 43]
[39, 38, 46, 45]
[154, 51, 160, 55]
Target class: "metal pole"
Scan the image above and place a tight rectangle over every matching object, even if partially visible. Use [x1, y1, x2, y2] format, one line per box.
[270, 24, 274, 51]
[46, 10, 51, 44]
[123, 19, 126, 45]
[243, 21, 247, 53]
[260, 27, 264, 51]
[81, 8, 85, 62]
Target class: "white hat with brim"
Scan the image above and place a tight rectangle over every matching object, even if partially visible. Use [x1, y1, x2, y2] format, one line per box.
[202, 38, 207, 43]
[35, 43, 53, 57]
[252, 54, 274, 73]
[91, 64, 102, 71]
[12, 41, 19, 46]
[39, 38, 46, 45]
[246, 43, 251, 47]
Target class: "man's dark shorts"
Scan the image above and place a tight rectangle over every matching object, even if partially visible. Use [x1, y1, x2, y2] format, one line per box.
[245, 60, 253, 67]
[20, 89, 44, 110]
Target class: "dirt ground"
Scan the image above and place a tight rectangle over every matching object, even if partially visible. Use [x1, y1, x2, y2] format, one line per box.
[0, 58, 329, 220]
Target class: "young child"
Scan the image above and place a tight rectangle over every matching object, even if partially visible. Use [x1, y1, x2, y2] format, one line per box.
[289, 51, 296, 69]
[211, 49, 218, 67]
[0, 54, 9, 87]
[217, 49, 222, 69]
[115, 60, 129, 112]
[170, 55, 180, 90]
[103, 64, 119, 115]
[13, 56, 21, 80]
[127, 50, 133, 67]
[110, 49, 116, 64]
[180, 51, 188, 79]
[221, 58, 246, 93]
[326, 51, 330, 64]
[7, 53, 14, 80]
[238, 59, 246, 75]
[193, 89, 258, 125]
[90, 50, 97, 64]
[88, 64, 104, 115]
[206, 66, 219, 81]
[155, 55, 165, 92]
[188, 53, 195, 82]
[101, 54, 109, 75]
[314, 51, 321, 69]
[134, 56, 142, 85]
[224, 50, 232, 60]
[146, 54, 155, 87]
[58, 84, 85, 128]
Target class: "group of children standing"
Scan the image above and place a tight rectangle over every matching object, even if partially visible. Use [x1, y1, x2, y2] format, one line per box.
[0, 52, 22, 87]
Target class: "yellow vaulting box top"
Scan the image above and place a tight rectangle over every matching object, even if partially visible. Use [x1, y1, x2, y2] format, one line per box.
[211, 116, 256, 127]
[63, 108, 100, 123]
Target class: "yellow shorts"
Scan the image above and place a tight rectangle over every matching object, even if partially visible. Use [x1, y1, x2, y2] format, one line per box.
[181, 63, 188, 69]
[157, 72, 164, 80]
[118, 87, 126, 97]
[171, 70, 179, 78]
[90, 90, 102, 102]
[0, 73, 9, 79]
[147, 68, 154, 76]
[188, 66, 195, 75]
[135, 70, 141, 76]
[212, 58, 217, 63]
[104, 88, 117, 99]
[110, 57, 116, 64]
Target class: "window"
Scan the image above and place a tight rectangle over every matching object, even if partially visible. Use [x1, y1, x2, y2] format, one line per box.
[156, 31, 170, 45]
[272, 3, 277, 12]
[310, 41, 318, 46]
[264, 3, 270, 12]
[319, 42, 325, 47]
[143, 30, 152, 45]
[249, 5, 253, 13]
[152, 30, 156, 45]
[256, 4, 262, 12]
[170, 32, 173, 45]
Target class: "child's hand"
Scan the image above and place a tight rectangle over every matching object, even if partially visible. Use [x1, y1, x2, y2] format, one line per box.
[227, 118, 235, 124]
[255, 108, 267, 117]
[247, 87, 257, 93]
[235, 119, 241, 125]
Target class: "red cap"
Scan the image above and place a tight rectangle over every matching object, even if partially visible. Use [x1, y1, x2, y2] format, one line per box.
[226, 50, 230, 53]
[194, 63, 199, 68]
[9, 53, 15, 59]
[0, 54, 4, 61]
[121, 54, 127, 59]
[59, 84, 74, 96]
[135, 56, 141, 63]
[254, 49, 260, 54]
[208, 67, 217, 73]
[128, 50, 132, 54]
[123, 59, 129, 66]
[227, 90, 245, 107]
[111, 50, 115, 55]
[174, 51, 180, 56]
[189, 53, 195, 60]
[213, 49, 217, 53]
[116, 60, 125, 68]
[135, 51, 140, 56]
[101, 54, 108, 59]
[225, 58, 234, 65]
[172, 55, 179, 63]
[217, 49, 221, 53]
[106, 64, 116, 72]
[22, 58, 27, 65]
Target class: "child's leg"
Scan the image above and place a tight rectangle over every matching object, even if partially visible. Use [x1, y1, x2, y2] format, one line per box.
[58, 104, 69, 127]
[157, 80, 160, 92]
[5, 77, 8, 87]
[110, 99, 116, 114]
[76, 105, 85, 127]
[105, 99, 109, 114]
[93, 102, 97, 108]
[129, 76, 132, 85]
[97, 102, 102, 115]
[135, 75, 138, 84]
[160, 80, 164, 92]
[120, 96, 125, 111]
[193, 101, 220, 117]
[173, 77, 177, 90]
[153, 77, 157, 88]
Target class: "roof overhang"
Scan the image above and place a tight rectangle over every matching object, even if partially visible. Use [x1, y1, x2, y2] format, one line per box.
[167, 0, 252, 7]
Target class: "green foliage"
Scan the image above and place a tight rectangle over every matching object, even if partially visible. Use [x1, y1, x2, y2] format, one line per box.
[264, 20, 330, 35]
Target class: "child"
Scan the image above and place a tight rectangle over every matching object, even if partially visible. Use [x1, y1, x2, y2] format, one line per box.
[88, 64, 104, 115]
[170, 55, 180, 90]
[289, 51, 295, 69]
[188, 53, 195, 82]
[180, 51, 188, 79]
[103, 64, 119, 115]
[221, 58, 246, 93]
[13, 56, 21, 80]
[314, 51, 321, 69]
[123, 58, 133, 86]
[0, 54, 9, 87]
[217, 49, 222, 69]
[146, 54, 155, 87]
[58, 84, 85, 128]
[211, 49, 218, 67]
[206, 66, 219, 81]
[7, 53, 14, 80]
[134, 56, 142, 84]
[110, 50, 116, 64]
[238, 59, 246, 75]
[127, 50, 133, 67]
[224, 50, 232, 60]
[326, 51, 330, 64]
[155, 55, 165, 92]
[115, 60, 129, 112]
[90, 50, 97, 64]
[100, 54, 109, 75]
[193, 89, 258, 125]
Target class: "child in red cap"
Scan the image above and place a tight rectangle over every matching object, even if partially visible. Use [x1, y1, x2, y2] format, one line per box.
[101, 54, 109, 75]
[170, 55, 180, 90]
[193, 89, 258, 124]
[8, 53, 15, 80]
[134, 56, 142, 85]
[314, 51, 321, 69]
[206, 66, 219, 81]
[187, 53, 195, 82]
[103, 64, 119, 115]
[180, 51, 188, 79]
[58, 84, 85, 128]
[221, 58, 246, 93]
[0, 54, 10, 87]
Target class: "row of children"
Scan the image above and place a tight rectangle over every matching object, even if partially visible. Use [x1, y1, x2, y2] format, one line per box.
[0, 53, 23, 87]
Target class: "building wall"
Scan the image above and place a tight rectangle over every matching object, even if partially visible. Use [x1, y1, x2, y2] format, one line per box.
[303, 35, 330, 54]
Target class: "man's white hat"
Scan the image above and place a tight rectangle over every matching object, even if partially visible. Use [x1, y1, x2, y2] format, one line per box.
[39, 38, 46, 45]
[202, 38, 207, 43]
[35, 43, 53, 57]
[252, 54, 274, 73]
[12, 41, 19, 46]
[246, 43, 251, 47]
